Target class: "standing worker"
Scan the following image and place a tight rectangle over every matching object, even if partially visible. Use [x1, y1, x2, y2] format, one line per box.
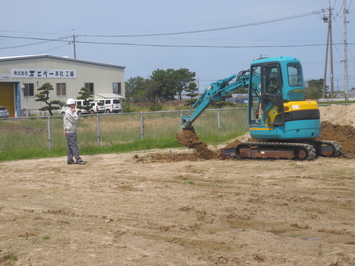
[63, 98, 86, 165]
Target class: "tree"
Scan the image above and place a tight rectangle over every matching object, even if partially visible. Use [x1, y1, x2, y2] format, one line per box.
[184, 81, 199, 106]
[150, 68, 196, 102]
[126, 68, 196, 103]
[125, 76, 146, 103]
[185, 81, 199, 99]
[35, 82, 60, 116]
[143, 79, 160, 102]
[76, 87, 93, 112]
[125, 77, 159, 103]
[174, 68, 196, 100]
[150, 69, 175, 102]
[305, 79, 326, 99]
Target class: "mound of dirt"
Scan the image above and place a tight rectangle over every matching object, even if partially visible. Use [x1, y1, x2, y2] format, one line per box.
[317, 105, 355, 158]
[318, 121, 355, 158]
[319, 104, 355, 126]
[175, 127, 218, 160]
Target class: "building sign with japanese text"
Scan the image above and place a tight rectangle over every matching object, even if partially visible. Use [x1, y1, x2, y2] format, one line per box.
[11, 69, 76, 78]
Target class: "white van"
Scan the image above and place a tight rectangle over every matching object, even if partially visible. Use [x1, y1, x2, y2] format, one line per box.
[98, 98, 122, 113]
[90, 101, 105, 114]
[61, 100, 91, 115]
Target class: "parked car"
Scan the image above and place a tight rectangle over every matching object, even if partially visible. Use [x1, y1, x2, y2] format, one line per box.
[97, 98, 122, 113]
[61, 100, 91, 115]
[90, 101, 105, 114]
[0, 106, 9, 118]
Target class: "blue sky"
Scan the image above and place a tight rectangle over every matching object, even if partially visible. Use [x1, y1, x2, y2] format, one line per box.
[1, 0, 354, 91]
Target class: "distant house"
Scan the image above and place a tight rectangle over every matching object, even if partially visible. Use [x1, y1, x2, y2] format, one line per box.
[0, 55, 125, 117]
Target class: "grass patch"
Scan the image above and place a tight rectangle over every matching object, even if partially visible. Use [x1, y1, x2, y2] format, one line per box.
[0, 108, 248, 162]
[2, 252, 18, 262]
[83, 137, 182, 155]
[318, 101, 355, 106]
[0, 138, 182, 162]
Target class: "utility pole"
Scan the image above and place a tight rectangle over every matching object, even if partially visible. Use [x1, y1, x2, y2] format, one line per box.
[329, 5, 334, 98]
[322, 4, 334, 98]
[343, 0, 349, 100]
[71, 29, 77, 59]
[322, 11, 330, 98]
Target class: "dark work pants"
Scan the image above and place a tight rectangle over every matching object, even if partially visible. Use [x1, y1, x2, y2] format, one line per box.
[66, 133, 82, 162]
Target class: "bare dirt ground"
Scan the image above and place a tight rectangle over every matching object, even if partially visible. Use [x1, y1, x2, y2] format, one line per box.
[1, 105, 355, 265]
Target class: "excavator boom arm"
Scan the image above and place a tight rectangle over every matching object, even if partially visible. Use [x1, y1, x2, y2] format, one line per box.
[181, 71, 249, 129]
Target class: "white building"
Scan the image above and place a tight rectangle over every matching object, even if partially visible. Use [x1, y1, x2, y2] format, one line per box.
[0, 55, 125, 117]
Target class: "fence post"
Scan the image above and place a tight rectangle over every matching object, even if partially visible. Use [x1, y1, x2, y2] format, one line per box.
[96, 114, 101, 147]
[140, 112, 144, 140]
[47, 116, 52, 150]
[217, 109, 221, 136]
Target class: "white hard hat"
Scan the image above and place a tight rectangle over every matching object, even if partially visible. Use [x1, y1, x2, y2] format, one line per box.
[66, 98, 76, 105]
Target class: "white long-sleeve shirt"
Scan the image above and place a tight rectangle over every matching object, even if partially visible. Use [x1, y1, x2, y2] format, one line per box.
[63, 107, 80, 133]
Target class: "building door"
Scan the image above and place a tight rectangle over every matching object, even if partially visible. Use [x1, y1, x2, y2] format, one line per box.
[0, 82, 15, 117]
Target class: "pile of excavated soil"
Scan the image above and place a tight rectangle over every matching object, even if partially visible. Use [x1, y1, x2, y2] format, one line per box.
[319, 104, 355, 126]
[175, 127, 218, 160]
[317, 104, 355, 158]
[318, 121, 355, 158]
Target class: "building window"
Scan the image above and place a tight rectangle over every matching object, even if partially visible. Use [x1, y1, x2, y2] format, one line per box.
[23, 83, 34, 97]
[56, 83, 66, 96]
[85, 83, 94, 93]
[113, 82, 121, 94]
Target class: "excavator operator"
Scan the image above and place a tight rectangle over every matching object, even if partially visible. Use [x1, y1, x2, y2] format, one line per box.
[268, 71, 281, 94]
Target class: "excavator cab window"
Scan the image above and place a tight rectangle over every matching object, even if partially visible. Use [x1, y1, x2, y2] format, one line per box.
[262, 66, 284, 126]
[249, 64, 285, 126]
[249, 66, 262, 125]
[287, 63, 303, 87]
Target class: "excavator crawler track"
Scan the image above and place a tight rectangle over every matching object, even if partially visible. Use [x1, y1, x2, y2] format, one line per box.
[308, 139, 342, 157]
[220, 140, 342, 161]
[221, 142, 317, 161]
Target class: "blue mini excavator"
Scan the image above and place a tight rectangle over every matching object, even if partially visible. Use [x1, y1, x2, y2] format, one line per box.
[180, 56, 342, 160]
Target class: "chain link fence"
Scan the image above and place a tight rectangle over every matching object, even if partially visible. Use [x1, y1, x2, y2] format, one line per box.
[0, 108, 248, 153]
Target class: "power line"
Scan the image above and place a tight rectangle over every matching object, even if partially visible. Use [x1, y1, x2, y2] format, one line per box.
[0, 35, 71, 50]
[0, 9, 325, 41]
[82, 10, 326, 38]
[74, 40, 354, 48]
[0, 34, 353, 49]
[0, 40, 55, 50]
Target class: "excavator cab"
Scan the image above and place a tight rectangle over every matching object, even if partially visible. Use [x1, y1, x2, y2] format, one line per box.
[247, 57, 320, 140]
